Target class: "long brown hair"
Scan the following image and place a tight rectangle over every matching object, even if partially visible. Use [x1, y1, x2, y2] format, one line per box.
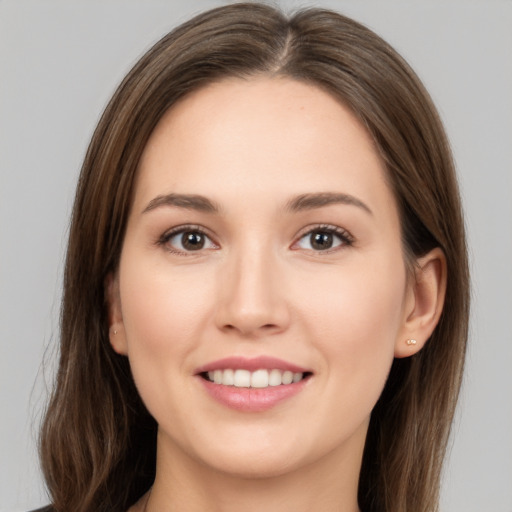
[40, 4, 469, 512]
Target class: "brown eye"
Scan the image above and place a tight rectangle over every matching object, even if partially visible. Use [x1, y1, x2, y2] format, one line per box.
[295, 226, 352, 252]
[310, 231, 334, 250]
[162, 228, 217, 254]
[181, 231, 205, 250]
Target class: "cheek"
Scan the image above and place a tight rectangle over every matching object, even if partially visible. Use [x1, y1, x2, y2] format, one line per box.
[118, 257, 215, 408]
[120, 259, 213, 347]
[295, 254, 407, 405]
[301, 254, 405, 333]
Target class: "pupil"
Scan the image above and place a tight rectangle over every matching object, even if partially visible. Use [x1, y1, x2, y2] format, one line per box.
[182, 232, 204, 250]
[311, 232, 332, 250]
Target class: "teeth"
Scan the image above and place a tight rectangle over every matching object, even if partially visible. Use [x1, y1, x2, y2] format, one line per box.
[269, 369, 282, 386]
[282, 371, 293, 385]
[234, 369, 251, 387]
[206, 369, 305, 388]
[222, 368, 234, 385]
[251, 369, 269, 388]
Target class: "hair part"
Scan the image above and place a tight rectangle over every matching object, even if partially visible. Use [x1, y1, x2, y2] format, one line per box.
[40, 4, 469, 512]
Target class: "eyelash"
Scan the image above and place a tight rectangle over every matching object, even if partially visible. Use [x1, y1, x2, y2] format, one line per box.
[292, 224, 354, 254]
[157, 224, 216, 255]
[157, 224, 354, 255]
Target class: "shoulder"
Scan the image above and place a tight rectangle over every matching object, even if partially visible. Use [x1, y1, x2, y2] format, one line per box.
[28, 507, 53, 512]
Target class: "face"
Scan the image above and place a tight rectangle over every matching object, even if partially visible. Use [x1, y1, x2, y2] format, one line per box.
[109, 77, 419, 480]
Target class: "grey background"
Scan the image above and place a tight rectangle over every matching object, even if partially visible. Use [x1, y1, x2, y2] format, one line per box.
[1, 1, 511, 511]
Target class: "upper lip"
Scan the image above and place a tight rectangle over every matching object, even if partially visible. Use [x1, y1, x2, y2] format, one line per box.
[194, 356, 311, 374]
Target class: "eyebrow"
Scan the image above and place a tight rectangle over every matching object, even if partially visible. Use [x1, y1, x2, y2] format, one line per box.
[285, 192, 373, 215]
[142, 193, 220, 214]
[142, 191, 372, 216]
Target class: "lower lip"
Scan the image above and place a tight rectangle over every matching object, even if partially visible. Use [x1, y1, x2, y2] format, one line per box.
[198, 377, 310, 412]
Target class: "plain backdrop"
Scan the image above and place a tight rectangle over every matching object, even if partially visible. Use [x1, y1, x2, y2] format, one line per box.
[1, 1, 511, 511]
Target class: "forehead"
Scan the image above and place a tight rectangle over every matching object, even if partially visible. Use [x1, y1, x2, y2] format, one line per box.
[134, 76, 393, 216]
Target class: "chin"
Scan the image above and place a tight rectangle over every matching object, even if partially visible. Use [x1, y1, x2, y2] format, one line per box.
[200, 449, 307, 480]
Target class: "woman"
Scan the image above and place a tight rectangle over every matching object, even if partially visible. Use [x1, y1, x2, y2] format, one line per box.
[36, 3, 469, 512]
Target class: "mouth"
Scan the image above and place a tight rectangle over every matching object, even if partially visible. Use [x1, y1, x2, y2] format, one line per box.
[195, 356, 313, 411]
[200, 368, 312, 388]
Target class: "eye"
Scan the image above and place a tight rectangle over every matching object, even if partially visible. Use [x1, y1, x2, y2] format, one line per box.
[294, 226, 353, 252]
[159, 226, 217, 254]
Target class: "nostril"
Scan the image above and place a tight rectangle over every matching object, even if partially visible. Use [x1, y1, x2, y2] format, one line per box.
[220, 322, 280, 335]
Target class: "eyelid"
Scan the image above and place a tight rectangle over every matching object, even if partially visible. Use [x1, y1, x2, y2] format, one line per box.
[291, 224, 354, 252]
[156, 223, 354, 255]
[157, 224, 219, 255]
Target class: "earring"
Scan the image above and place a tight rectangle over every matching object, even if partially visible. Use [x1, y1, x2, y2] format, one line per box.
[113, 329, 118, 335]
[406, 339, 417, 346]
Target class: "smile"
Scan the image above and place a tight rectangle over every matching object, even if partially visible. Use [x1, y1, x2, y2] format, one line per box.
[195, 356, 313, 411]
[203, 368, 308, 388]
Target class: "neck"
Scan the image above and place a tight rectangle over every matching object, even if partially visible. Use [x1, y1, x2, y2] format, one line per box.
[143, 428, 364, 512]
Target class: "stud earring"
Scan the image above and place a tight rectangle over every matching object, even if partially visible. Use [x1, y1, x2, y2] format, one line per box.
[113, 329, 118, 335]
[406, 339, 417, 346]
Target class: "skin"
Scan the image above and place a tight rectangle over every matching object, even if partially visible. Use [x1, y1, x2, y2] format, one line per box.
[107, 77, 446, 512]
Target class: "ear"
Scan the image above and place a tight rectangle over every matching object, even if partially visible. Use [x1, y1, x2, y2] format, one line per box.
[105, 272, 128, 355]
[395, 247, 447, 358]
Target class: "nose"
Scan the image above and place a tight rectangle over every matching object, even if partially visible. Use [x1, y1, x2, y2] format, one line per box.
[214, 244, 290, 338]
